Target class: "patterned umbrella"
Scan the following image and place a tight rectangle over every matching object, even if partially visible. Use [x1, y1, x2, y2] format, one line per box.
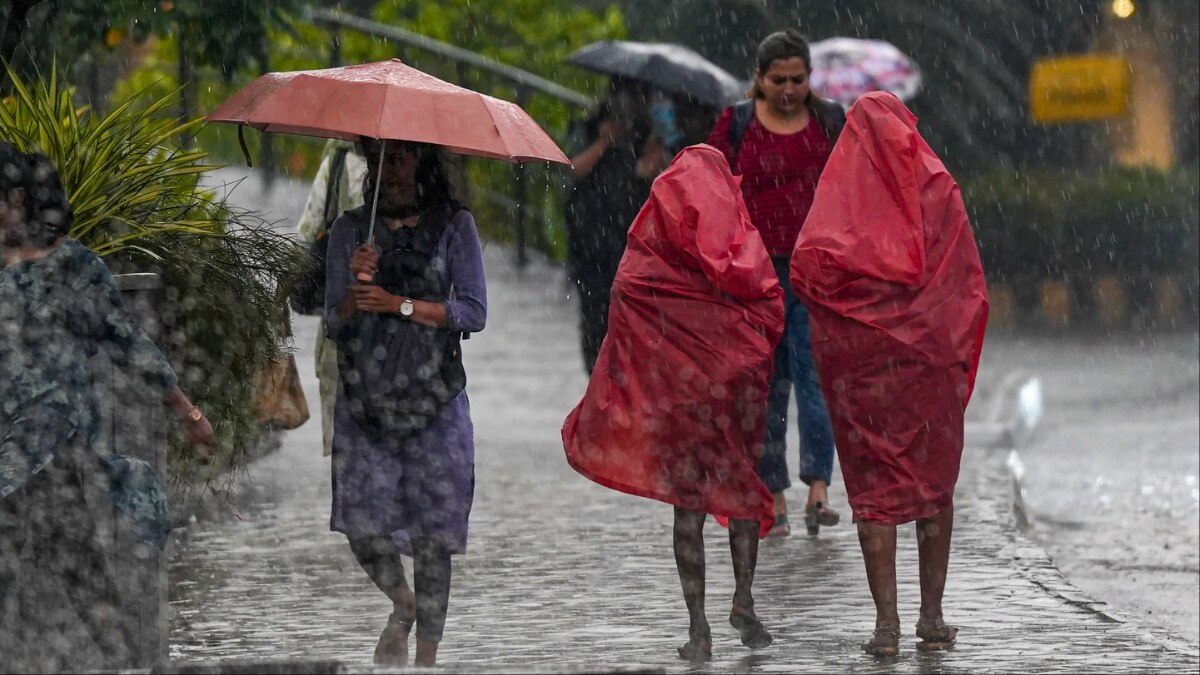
[809, 38, 922, 108]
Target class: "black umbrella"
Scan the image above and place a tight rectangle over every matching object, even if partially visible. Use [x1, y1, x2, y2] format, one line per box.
[568, 40, 745, 108]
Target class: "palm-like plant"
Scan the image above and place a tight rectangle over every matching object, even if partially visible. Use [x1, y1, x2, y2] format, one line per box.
[1, 67, 307, 485]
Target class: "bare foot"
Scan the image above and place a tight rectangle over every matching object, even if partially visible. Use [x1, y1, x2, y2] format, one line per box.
[414, 639, 439, 667]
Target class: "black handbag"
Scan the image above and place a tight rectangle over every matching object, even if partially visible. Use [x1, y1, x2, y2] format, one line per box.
[336, 203, 468, 439]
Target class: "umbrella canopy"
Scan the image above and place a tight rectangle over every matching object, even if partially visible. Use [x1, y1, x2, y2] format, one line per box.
[809, 38, 922, 109]
[207, 59, 569, 165]
[568, 40, 744, 108]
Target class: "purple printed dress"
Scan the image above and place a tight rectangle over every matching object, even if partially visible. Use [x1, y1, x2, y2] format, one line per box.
[324, 207, 487, 556]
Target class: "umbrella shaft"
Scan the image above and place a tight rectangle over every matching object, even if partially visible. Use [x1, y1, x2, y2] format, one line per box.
[366, 138, 387, 248]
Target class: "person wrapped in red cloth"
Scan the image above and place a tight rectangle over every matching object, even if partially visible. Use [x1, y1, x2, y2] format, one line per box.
[562, 144, 784, 662]
[790, 92, 989, 656]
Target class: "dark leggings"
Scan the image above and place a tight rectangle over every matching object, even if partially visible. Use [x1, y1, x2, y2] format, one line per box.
[348, 535, 452, 643]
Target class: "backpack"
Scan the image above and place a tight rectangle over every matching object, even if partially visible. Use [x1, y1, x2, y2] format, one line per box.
[335, 202, 468, 440]
[289, 146, 350, 316]
[727, 97, 847, 167]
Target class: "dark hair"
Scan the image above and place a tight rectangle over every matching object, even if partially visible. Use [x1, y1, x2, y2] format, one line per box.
[748, 29, 814, 101]
[359, 140, 454, 212]
[0, 145, 73, 247]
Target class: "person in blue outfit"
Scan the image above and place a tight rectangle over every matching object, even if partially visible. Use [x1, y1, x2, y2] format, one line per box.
[0, 144, 214, 671]
[325, 138, 487, 668]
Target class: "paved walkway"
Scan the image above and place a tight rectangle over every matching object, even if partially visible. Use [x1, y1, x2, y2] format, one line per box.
[165, 230, 1200, 672]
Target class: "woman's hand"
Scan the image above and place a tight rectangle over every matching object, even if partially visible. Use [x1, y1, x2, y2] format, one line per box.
[185, 409, 216, 461]
[352, 284, 400, 314]
[349, 244, 379, 280]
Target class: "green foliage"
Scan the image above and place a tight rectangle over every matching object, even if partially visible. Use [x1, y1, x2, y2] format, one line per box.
[963, 166, 1200, 283]
[4, 0, 311, 90]
[0, 68, 308, 481]
[357, 0, 623, 256]
[113, 0, 626, 261]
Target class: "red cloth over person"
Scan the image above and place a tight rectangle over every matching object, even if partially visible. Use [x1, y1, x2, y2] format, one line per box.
[790, 92, 989, 526]
[562, 144, 784, 536]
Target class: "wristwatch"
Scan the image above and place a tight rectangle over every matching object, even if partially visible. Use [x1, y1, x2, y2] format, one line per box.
[188, 406, 203, 422]
[399, 298, 415, 317]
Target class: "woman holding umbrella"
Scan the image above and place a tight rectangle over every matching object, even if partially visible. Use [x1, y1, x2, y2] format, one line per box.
[324, 138, 487, 667]
[207, 59, 568, 667]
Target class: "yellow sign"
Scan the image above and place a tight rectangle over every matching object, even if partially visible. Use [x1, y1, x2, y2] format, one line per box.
[1030, 55, 1130, 123]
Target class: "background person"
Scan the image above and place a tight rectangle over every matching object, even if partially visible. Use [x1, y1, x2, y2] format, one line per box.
[707, 28, 846, 536]
[563, 77, 655, 375]
[293, 139, 367, 456]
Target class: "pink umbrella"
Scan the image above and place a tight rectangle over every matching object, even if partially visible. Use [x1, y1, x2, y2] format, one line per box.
[208, 59, 570, 247]
[208, 59, 570, 165]
[809, 38, 922, 109]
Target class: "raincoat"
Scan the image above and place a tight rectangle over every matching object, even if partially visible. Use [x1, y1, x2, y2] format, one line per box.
[790, 92, 989, 526]
[562, 144, 784, 535]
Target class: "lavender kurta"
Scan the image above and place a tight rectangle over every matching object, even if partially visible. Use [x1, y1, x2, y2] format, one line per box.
[325, 208, 487, 555]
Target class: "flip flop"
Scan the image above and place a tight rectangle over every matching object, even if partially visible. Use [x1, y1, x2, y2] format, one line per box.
[804, 501, 841, 535]
[862, 627, 900, 657]
[915, 620, 958, 651]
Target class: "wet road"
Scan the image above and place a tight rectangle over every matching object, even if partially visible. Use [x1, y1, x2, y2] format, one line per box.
[985, 333, 1200, 639]
[166, 172, 1200, 672]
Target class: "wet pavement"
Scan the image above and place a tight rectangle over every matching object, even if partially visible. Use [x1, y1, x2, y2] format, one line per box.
[166, 172, 1200, 672]
[984, 333, 1200, 640]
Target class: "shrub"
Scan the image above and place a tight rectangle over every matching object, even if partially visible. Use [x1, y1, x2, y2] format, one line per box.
[1, 68, 307, 484]
[963, 166, 1200, 284]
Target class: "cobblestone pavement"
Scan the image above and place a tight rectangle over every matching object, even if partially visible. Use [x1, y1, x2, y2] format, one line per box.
[168, 172, 1199, 673]
[165, 242, 1199, 674]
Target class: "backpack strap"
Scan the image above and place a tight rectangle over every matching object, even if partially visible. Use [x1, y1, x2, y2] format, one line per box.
[727, 99, 756, 169]
[729, 97, 846, 167]
[811, 97, 847, 142]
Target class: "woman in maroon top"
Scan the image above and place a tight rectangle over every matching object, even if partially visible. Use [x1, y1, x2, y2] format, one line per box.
[707, 29, 845, 537]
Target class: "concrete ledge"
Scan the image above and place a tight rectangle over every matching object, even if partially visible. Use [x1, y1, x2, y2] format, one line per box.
[114, 272, 164, 292]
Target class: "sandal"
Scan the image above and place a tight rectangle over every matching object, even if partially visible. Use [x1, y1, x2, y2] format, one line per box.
[374, 597, 416, 666]
[729, 608, 773, 649]
[804, 501, 840, 535]
[915, 619, 958, 651]
[862, 627, 900, 657]
[767, 513, 791, 537]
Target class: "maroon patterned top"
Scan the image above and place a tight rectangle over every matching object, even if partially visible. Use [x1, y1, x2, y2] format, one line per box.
[707, 105, 835, 257]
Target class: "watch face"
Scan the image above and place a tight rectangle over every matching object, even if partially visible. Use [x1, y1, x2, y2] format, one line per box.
[400, 299, 414, 316]
[189, 407, 203, 422]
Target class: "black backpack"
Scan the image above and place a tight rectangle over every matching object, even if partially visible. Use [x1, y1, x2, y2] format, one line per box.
[289, 146, 350, 316]
[335, 202, 469, 440]
[727, 97, 847, 167]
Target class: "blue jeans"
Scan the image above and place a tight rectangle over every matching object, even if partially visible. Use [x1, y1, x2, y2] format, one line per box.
[759, 257, 837, 493]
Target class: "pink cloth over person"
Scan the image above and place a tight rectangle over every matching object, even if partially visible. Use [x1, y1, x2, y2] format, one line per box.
[790, 92, 989, 526]
[562, 144, 784, 536]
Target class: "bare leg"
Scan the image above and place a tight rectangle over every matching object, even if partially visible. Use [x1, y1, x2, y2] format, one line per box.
[673, 507, 710, 660]
[728, 518, 759, 612]
[857, 520, 900, 655]
[729, 519, 772, 649]
[805, 480, 829, 508]
[915, 505, 958, 649]
[414, 640, 439, 667]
